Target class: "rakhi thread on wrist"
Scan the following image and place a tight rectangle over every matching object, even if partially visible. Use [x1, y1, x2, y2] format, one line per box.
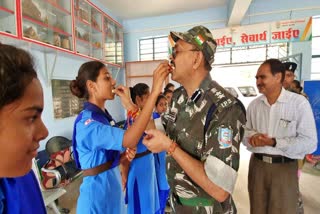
[126, 108, 140, 127]
[167, 140, 178, 156]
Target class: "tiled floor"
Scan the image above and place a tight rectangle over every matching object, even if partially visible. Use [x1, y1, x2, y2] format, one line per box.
[49, 145, 320, 214]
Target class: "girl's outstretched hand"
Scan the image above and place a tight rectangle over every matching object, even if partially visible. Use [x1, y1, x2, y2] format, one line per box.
[151, 61, 171, 96]
[114, 85, 137, 111]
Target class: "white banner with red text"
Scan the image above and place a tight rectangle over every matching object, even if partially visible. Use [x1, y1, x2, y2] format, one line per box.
[212, 17, 312, 48]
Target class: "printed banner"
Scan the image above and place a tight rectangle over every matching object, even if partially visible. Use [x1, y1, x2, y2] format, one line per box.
[212, 17, 312, 48]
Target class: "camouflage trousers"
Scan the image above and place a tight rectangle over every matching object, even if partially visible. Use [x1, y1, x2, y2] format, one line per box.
[169, 193, 236, 214]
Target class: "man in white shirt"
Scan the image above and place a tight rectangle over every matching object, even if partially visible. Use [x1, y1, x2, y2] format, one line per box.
[243, 58, 317, 214]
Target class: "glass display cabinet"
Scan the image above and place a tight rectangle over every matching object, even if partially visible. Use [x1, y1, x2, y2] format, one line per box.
[21, 0, 73, 51]
[74, 0, 103, 59]
[1, 0, 124, 66]
[0, 0, 17, 36]
[104, 16, 123, 66]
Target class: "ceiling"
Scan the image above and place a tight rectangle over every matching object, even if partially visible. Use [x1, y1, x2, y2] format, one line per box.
[98, 0, 228, 20]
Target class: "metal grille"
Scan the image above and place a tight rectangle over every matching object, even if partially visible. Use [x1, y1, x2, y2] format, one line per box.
[214, 43, 288, 66]
[139, 36, 168, 61]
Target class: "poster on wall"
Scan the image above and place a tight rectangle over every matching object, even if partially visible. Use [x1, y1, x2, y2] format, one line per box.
[304, 80, 320, 155]
[212, 17, 312, 48]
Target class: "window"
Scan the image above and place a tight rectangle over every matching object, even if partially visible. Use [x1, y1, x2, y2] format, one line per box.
[139, 36, 168, 61]
[267, 43, 288, 59]
[214, 43, 288, 65]
[311, 57, 320, 80]
[104, 42, 122, 64]
[312, 16, 320, 80]
[214, 48, 231, 64]
[238, 86, 257, 97]
[224, 87, 238, 98]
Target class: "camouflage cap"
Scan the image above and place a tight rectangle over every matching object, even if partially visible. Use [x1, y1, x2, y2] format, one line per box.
[170, 25, 217, 65]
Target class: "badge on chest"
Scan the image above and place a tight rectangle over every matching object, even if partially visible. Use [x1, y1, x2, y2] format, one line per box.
[167, 106, 178, 123]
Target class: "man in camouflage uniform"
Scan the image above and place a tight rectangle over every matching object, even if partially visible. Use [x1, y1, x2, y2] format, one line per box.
[143, 25, 246, 213]
[282, 61, 297, 90]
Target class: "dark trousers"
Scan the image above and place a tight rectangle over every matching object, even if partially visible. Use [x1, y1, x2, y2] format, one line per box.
[248, 154, 298, 214]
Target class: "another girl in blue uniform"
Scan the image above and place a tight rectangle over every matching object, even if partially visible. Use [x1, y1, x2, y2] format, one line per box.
[153, 95, 170, 214]
[70, 61, 169, 214]
[0, 44, 49, 213]
[126, 83, 160, 214]
[152, 94, 168, 119]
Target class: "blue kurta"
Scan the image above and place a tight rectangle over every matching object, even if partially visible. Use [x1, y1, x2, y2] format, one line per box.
[153, 112, 170, 214]
[0, 170, 46, 214]
[126, 137, 160, 214]
[125, 115, 160, 214]
[72, 102, 126, 214]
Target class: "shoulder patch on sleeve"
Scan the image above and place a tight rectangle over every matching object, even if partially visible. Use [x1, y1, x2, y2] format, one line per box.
[84, 118, 94, 126]
[218, 126, 233, 149]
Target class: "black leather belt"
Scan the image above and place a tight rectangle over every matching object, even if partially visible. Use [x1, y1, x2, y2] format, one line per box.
[134, 150, 151, 159]
[254, 153, 295, 164]
[83, 160, 114, 176]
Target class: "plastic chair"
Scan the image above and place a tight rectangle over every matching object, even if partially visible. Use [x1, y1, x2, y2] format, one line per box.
[32, 158, 67, 214]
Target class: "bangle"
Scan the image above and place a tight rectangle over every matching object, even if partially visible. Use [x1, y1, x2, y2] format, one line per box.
[167, 141, 178, 156]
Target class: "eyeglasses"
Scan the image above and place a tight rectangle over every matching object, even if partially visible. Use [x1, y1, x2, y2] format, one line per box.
[171, 47, 199, 59]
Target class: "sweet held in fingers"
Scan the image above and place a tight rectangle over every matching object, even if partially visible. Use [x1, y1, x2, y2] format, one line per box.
[168, 62, 175, 72]
[144, 133, 153, 140]
[112, 87, 124, 94]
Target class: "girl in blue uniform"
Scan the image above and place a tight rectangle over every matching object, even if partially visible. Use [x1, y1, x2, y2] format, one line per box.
[125, 83, 160, 214]
[70, 61, 169, 214]
[153, 95, 170, 214]
[152, 94, 168, 119]
[0, 44, 49, 213]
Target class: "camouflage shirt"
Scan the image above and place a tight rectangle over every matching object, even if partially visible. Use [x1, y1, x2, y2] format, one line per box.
[163, 75, 246, 213]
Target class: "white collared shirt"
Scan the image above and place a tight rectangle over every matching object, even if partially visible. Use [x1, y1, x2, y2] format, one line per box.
[243, 88, 317, 159]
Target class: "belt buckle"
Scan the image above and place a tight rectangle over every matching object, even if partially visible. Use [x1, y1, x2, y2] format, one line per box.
[262, 156, 273, 164]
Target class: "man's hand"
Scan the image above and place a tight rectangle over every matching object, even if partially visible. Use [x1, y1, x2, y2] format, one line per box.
[249, 133, 275, 147]
[143, 129, 172, 153]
